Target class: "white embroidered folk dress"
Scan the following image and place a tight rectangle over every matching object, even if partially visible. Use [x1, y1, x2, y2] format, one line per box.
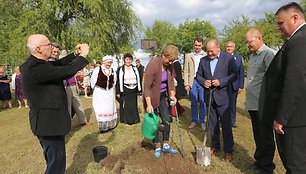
[91, 65, 117, 131]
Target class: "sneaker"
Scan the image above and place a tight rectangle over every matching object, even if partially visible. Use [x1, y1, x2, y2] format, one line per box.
[154, 148, 162, 158]
[163, 147, 178, 154]
[188, 122, 197, 129]
[201, 123, 206, 130]
[18, 106, 22, 109]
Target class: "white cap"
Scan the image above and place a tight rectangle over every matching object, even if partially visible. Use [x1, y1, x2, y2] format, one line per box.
[103, 55, 113, 63]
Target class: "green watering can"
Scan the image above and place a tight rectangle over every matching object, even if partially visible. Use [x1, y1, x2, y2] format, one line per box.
[142, 112, 159, 140]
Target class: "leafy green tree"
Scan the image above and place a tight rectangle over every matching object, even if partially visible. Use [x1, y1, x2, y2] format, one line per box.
[254, 13, 283, 49]
[0, 0, 28, 67]
[220, 16, 252, 62]
[0, 0, 142, 67]
[175, 19, 217, 53]
[144, 20, 177, 51]
[302, 0, 306, 12]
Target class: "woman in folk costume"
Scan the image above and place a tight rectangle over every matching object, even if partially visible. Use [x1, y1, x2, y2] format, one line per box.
[116, 53, 142, 125]
[91, 55, 117, 132]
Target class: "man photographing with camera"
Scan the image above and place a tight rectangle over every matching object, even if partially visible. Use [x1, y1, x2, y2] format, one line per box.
[20, 34, 89, 174]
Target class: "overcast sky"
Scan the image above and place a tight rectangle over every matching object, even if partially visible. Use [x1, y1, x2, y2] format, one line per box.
[130, 0, 296, 32]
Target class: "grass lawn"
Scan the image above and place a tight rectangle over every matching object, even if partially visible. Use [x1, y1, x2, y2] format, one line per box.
[0, 91, 285, 174]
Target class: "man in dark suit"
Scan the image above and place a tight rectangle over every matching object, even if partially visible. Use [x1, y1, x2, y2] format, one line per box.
[135, 59, 145, 83]
[196, 39, 238, 162]
[225, 41, 245, 128]
[20, 34, 89, 174]
[259, 2, 306, 173]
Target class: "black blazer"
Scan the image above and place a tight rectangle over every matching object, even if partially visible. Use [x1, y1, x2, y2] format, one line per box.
[173, 60, 186, 99]
[259, 24, 306, 127]
[20, 53, 88, 136]
[195, 51, 238, 106]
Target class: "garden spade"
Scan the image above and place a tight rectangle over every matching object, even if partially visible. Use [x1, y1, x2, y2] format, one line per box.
[196, 88, 214, 166]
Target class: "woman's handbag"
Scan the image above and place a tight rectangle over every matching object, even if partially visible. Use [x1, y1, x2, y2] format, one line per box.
[141, 112, 159, 140]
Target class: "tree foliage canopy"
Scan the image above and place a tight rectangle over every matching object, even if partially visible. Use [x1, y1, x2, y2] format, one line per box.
[0, 0, 142, 67]
[144, 18, 217, 54]
[2, 0, 306, 69]
[175, 19, 217, 53]
[144, 20, 177, 52]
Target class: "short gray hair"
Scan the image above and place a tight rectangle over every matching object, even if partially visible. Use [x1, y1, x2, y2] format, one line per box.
[27, 39, 40, 53]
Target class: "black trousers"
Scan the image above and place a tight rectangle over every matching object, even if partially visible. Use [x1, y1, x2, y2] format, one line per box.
[37, 135, 66, 174]
[249, 111, 275, 174]
[249, 111, 262, 164]
[276, 126, 306, 174]
[209, 100, 234, 153]
[153, 92, 172, 144]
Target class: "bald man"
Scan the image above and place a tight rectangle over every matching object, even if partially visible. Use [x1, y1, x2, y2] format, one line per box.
[259, 2, 306, 173]
[245, 28, 276, 172]
[195, 39, 238, 162]
[20, 34, 89, 174]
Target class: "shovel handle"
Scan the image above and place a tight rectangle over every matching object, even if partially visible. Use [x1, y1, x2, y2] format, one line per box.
[203, 88, 215, 147]
[203, 130, 208, 147]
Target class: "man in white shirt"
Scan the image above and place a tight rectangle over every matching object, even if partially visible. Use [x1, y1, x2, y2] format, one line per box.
[184, 37, 207, 130]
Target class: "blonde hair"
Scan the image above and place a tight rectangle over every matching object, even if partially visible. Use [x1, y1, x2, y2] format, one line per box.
[161, 45, 179, 59]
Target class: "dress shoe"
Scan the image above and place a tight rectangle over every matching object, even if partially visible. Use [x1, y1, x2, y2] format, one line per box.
[210, 147, 219, 156]
[80, 122, 89, 126]
[224, 153, 233, 162]
[188, 122, 197, 129]
[201, 123, 206, 130]
[250, 162, 261, 170]
[232, 123, 237, 128]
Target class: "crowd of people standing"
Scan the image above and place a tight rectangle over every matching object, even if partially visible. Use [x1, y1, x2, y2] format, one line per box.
[4, 2, 305, 174]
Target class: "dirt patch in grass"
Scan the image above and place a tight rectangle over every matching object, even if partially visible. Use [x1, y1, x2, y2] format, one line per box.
[0, 95, 286, 173]
[100, 141, 199, 173]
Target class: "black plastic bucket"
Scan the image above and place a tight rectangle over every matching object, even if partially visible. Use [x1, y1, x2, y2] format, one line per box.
[92, 146, 108, 163]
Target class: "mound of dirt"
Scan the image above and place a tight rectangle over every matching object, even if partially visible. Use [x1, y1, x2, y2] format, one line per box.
[100, 140, 199, 173]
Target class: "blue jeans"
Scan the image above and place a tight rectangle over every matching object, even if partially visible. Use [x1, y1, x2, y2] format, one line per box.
[37, 135, 66, 174]
[190, 80, 206, 124]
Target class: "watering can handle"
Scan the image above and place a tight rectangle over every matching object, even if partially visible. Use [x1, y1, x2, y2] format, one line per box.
[148, 109, 155, 116]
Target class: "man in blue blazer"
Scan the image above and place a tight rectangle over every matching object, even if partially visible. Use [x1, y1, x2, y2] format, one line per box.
[196, 39, 238, 162]
[226, 41, 245, 128]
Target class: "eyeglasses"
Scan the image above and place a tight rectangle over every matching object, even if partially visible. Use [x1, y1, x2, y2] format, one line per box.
[245, 37, 259, 45]
[38, 43, 54, 48]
